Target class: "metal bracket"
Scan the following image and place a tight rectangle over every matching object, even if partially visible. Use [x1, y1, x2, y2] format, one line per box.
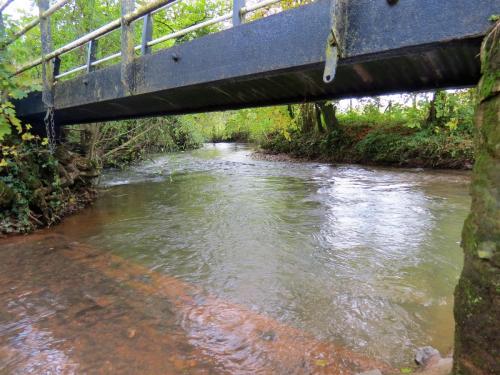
[323, 30, 338, 83]
[323, 0, 346, 84]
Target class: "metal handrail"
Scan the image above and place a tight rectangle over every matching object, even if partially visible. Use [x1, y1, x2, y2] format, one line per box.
[2, 0, 70, 47]
[0, 0, 15, 13]
[145, 0, 283, 49]
[150, 0, 180, 15]
[12, 0, 283, 78]
[241, 0, 282, 14]
[14, 0, 177, 75]
[56, 10, 232, 79]
[56, 0, 283, 79]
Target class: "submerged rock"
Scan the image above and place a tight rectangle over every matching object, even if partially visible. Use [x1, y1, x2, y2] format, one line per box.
[416, 358, 453, 375]
[356, 369, 382, 375]
[415, 346, 440, 367]
[414, 346, 454, 375]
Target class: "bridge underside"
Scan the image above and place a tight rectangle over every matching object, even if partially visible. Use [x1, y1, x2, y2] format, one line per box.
[15, 0, 496, 127]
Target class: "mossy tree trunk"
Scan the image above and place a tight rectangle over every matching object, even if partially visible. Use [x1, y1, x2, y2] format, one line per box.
[426, 91, 438, 125]
[453, 22, 499, 374]
[316, 101, 339, 132]
[298, 101, 339, 134]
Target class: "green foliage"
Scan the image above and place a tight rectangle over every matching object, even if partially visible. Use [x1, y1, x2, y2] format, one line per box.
[155, 0, 229, 47]
[0, 143, 62, 233]
[400, 367, 413, 374]
[354, 126, 473, 167]
[177, 105, 296, 144]
[64, 115, 204, 169]
[250, 90, 475, 168]
[0, 50, 30, 142]
[431, 90, 475, 133]
[0, 26, 95, 235]
[0, 46, 65, 233]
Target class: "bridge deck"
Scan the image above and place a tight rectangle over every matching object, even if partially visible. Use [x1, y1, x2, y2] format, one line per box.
[15, 0, 497, 127]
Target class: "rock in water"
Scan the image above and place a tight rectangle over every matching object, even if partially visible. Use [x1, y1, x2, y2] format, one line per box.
[415, 346, 440, 367]
[356, 370, 383, 375]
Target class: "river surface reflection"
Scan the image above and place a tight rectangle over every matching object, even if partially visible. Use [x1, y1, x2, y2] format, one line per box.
[0, 143, 470, 374]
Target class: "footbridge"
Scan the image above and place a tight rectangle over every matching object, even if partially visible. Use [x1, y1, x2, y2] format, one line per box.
[5, 0, 498, 128]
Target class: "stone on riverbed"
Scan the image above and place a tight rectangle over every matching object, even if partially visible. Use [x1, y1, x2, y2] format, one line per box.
[356, 370, 382, 375]
[415, 346, 440, 366]
[414, 346, 453, 375]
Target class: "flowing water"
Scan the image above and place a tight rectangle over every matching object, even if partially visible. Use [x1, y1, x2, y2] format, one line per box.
[0, 143, 470, 374]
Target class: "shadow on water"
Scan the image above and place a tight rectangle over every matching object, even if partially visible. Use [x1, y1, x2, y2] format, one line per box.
[0, 143, 470, 373]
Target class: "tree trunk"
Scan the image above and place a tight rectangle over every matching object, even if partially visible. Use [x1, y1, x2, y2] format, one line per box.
[314, 103, 325, 133]
[384, 100, 392, 113]
[426, 91, 438, 125]
[299, 101, 339, 134]
[453, 22, 499, 374]
[316, 101, 339, 132]
[299, 103, 315, 133]
[80, 124, 99, 163]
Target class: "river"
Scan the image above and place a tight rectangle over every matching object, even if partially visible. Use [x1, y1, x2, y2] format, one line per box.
[0, 143, 470, 374]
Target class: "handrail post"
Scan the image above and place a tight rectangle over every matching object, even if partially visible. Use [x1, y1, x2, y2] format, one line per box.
[141, 13, 153, 55]
[38, 0, 54, 107]
[232, 0, 245, 26]
[53, 56, 61, 77]
[86, 39, 98, 72]
[38, 0, 54, 94]
[38, 0, 60, 146]
[0, 10, 4, 39]
[121, 0, 135, 93]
